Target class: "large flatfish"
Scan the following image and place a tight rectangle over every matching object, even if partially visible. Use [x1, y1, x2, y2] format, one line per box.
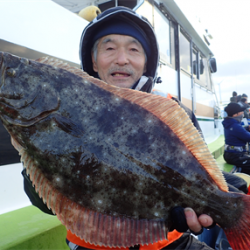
[1, 52, 250, 249]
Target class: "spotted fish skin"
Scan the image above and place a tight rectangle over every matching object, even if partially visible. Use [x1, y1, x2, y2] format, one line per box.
[1, 52, 250, 250]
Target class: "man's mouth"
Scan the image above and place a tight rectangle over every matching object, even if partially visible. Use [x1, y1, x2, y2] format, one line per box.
[111, 72, 130, 77]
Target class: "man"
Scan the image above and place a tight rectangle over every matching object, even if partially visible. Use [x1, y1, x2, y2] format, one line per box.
[242, 93, 248, 99]
[22, 6, 246, 250]
[230, 91, 237, 103]
[77, 6, 212, 250]
[223, 102, 250, 174]
[238, 96, 249, 119]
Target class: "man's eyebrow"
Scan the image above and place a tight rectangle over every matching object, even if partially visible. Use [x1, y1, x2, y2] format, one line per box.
[130, 38, 141, 46]
[100, 37, 141, 46]
[101, 38, 113, 44]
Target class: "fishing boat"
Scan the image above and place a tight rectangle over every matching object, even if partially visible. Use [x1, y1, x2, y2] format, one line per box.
[0, 0, 223, 249]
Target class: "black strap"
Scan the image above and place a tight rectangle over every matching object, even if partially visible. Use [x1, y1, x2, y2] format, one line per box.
[129, 245, 140, 250]
[139, 77, 154, 93]
[22, 168, 54, 215]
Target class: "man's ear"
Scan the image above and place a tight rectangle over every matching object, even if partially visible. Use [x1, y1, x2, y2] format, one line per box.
[91, 53, 98, 72]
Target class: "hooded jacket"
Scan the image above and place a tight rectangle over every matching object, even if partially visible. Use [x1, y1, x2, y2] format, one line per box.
[222, 117, 250, 147]
[79, 6, 159, 84]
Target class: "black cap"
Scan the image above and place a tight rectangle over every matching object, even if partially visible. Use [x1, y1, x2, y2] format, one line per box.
[92, 19, 151, 59]
[224, 103, 246, 117]
[232, 91, 237, 96]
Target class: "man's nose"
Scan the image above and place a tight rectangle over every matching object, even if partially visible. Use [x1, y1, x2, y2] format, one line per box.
[115, 49, 129, 65]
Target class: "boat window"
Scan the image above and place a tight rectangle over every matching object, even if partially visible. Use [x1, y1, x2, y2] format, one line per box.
[192, 49, 198, 77]
[154, 7, 171, 65]
[170, 21, 176, 69]
[180, 31, 191, 74]
[199, 55, 211, 90]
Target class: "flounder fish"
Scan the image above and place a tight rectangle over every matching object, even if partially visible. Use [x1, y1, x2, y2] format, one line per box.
[1, 51, 250, 250]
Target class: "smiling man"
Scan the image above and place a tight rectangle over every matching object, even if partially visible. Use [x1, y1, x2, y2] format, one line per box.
[73, 6, 215, 250]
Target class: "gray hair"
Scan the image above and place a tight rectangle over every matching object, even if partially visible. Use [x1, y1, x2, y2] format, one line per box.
[92, 39, 100, 63]
[91, 38, 147, 63]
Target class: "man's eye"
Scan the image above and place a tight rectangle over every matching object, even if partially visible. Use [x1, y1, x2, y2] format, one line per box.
[6, 68, 16, 77]
[131, 48, 139, 52]
[107, 47, 114, 50]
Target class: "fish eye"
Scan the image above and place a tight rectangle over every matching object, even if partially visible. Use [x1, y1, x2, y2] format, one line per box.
[20, 58, 29, 65]
[6, 68, 16, 77]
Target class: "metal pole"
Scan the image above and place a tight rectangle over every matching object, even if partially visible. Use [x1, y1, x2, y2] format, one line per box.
[176, 24, 181, 101]
[217, 80, 223, 104]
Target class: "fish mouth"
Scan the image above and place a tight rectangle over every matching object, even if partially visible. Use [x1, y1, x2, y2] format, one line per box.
[0, 88, 38, 109]
[0, 102, 52, 127]
[0, 98, 58, 127]
[0, 91, 23, 100]
[0, 101, 20, 124]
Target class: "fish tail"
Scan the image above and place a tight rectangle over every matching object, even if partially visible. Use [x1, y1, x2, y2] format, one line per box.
[224, 194, 250, 250]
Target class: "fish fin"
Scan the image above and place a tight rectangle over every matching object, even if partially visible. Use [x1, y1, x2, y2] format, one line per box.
[21, 151, 167, 247]
[36, 57, 89, 78]
[52, 113, 84, 138]
[11, 136, 24, 153]
[224, 194, 250, 250]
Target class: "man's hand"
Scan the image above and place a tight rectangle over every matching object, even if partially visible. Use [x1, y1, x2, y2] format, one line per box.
[170, 206, 214, 235]
[184, 207, 214, 234]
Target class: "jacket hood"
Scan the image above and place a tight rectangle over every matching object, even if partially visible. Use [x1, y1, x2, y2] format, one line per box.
[79, 6, 159, 81]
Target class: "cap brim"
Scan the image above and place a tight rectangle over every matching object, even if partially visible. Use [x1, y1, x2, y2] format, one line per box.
[240, 106, 246, 112]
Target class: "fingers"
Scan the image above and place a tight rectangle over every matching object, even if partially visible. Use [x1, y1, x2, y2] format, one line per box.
[184, 208, 214, 234]
[198, 214, 214, 228]
[184, 207, 202, 233]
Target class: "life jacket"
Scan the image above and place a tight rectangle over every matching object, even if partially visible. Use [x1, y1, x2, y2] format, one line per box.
[151, 89, 173, 100]
[66, 229, 183, 250]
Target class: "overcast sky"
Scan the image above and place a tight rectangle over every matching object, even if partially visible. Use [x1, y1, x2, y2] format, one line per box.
[176, 0, 250, 106]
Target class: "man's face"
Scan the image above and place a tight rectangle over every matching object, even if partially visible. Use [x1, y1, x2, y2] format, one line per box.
[234, 111, 244, 117]
[92, 34, 146, 88]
